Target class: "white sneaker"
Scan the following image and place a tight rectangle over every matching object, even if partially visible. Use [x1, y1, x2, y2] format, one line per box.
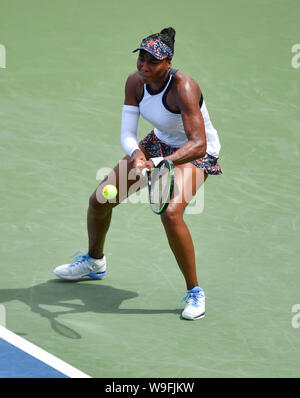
[180, 286, 206, 320]
[54, 251, 106, 281]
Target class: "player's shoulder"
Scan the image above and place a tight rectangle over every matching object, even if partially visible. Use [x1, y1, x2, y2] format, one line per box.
[124, 71, 143, 105]
[173, 70, 201, 95]
[125, 70, 142, 87]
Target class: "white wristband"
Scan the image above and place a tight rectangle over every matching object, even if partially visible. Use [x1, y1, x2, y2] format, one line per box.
[150, 157, 164, 167]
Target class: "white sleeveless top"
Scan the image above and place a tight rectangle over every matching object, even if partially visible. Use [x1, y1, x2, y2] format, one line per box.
[139, 69, 221, 158]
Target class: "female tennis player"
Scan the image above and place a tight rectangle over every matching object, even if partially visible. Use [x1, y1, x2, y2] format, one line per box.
[54, 27, 222, 320]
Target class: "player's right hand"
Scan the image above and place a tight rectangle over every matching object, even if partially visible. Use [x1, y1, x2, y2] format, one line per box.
[130, 149, 147, 169]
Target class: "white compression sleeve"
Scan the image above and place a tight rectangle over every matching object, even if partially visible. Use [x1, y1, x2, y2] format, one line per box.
[120, 105, 140, 156]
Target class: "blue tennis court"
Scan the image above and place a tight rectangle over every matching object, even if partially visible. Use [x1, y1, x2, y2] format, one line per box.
[0, 326, 89, 378]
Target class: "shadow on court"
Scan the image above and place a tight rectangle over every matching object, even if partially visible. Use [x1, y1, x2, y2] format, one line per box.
[0, 281, 178, 339]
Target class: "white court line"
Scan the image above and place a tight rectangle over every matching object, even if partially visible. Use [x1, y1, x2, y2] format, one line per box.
[0, 325, 91, 378]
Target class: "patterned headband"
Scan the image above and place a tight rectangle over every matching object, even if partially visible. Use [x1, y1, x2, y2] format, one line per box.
[132, 37, 173, 60]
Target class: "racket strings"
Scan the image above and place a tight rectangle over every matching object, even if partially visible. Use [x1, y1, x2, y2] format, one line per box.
[146, 159, 174, 214]
[150, 168, 171, 210]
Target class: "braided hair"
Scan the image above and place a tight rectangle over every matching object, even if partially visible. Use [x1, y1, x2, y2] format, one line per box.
[147, 27, 176, 60]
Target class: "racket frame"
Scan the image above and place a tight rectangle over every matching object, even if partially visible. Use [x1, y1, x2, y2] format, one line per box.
[145, 158, 175, 214]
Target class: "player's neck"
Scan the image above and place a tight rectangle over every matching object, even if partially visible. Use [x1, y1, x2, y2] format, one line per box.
[148, 70, 170, 92]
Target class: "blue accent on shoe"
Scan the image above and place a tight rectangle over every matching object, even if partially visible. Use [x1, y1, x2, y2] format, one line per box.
[68, 251, 106, 279]
[69, 251, 90, 266]
[180, 286, 209, 313]
[85, 271, 106, 279]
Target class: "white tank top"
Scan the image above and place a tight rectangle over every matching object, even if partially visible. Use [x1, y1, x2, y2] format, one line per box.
[139, 69, 221, 158]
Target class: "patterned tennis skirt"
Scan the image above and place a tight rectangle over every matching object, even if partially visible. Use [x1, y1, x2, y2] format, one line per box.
[139, 131, 222, 175]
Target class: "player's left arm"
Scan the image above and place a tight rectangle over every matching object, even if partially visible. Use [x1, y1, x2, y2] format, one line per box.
[165, 75, 207, 165]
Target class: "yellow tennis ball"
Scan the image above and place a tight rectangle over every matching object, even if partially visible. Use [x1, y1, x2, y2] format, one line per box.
[102, 184, 118, 199]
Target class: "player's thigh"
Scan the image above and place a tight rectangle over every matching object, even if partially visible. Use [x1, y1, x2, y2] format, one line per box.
[94, 155, 146, 206]
[173, 162, 207, 207]
[163, 162, 207, 218]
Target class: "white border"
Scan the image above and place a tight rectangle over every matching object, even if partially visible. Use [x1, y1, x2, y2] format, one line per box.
[0, 325, 91, 378]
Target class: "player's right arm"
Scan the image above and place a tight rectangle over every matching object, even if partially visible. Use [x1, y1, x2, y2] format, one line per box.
[121, 72, 148, 168]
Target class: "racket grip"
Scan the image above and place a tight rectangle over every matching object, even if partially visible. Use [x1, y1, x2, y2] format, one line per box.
[141, 168, 148, 177]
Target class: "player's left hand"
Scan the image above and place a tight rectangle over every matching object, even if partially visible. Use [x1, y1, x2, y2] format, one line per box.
[138, 159, 154, 170]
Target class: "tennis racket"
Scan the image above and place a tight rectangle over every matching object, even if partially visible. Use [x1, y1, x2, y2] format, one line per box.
[142, 158, 175, 214]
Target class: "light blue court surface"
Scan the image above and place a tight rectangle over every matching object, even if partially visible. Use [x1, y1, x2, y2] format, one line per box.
[0, 326, 90, 378]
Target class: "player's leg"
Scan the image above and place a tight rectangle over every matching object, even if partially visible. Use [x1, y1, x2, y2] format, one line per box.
[54, 155, 145, 280]
[160, 162, 208, 319]
[88, 154, 145, 259]
[161, 162, 207, 288]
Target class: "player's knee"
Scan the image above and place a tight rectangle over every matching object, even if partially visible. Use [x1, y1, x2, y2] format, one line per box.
[89, 191, 107, 212]
[89, 187, 117, 214]
[89, 191, 100, 210]
[160, 204, 183, 224]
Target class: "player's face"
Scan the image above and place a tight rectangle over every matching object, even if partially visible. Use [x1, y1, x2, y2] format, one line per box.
[137, 50, 171, 85]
